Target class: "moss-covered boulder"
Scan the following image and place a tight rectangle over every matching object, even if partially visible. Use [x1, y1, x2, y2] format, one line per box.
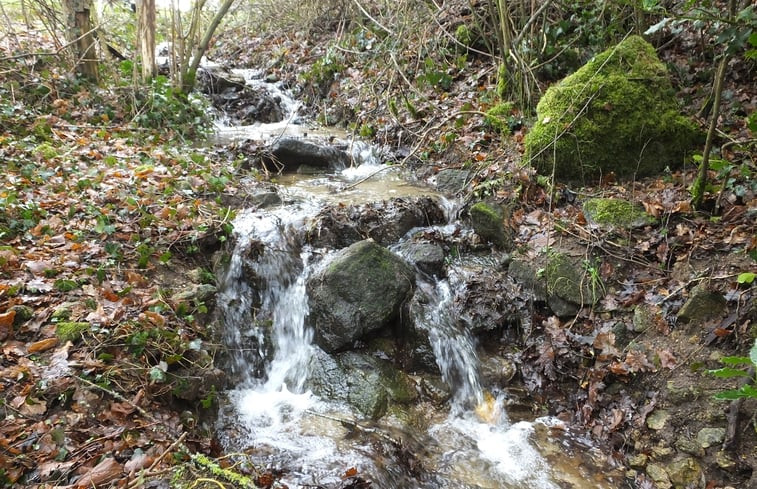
[469, 201, 512, 250]
[545, 252, 605, 310]
[525, 35, 701, 182]
[307, 240, 415, 352]
[583, 198, 655, 229]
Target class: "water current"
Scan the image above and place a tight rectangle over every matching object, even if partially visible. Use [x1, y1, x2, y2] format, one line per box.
[214, 70, 621, 488]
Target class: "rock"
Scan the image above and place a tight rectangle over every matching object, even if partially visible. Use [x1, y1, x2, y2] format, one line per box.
[308, 197, 446, 249]
[420, 377, 451, 403]
[509, 252, 603, 316]
[627, 453, 648, 468]
[250, 191, 282, 208]
[674, 437, 705, 458]
[666, 457, 703, 489]
[171, 284, 217, 305]
[479, 355, 517, 387]
[646, 409, 669, 430]
[266, 138, 350, 172]
[633, 304, 662, 333]
[397, 242, 446, 277]
[171, 367, 225, 402]
[545, 252, 604, 312]
[646, 462, 672, 489]
[666, 380, 700, 404]
[583, 198, 655, 229]
[307, 240, 415, 352]
[696, 427, 725, 448]
[469, 201, 512, 250]
[525, 35, 701, 182]
[306, 349, 413, 419]
[677, 285, 727, 325]
[197, 66, 246, 95]
[435, 169, 473, 195]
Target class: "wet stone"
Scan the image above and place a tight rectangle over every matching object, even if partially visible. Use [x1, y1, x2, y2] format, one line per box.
[666, 457, 703, 489]
[434, 169, 473, 195]
[675, 437, 705, 458]
[696, 427, 725, 448]
[646, 409, 669, 430]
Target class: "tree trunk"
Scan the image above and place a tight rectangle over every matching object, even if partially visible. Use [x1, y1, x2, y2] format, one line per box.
[179, 0, 236, 95]
[63, 0, 99, 82]
[690, 0, 738, 210]
[137, 0, 157, 82]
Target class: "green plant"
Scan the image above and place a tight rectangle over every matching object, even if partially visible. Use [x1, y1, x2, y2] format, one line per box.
[707, 339, 757, 400]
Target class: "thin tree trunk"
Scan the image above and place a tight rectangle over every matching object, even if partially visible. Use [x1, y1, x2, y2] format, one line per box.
[690, 0, 737, 210]
[63, 0, 99, 82]
[180, 0, 236, 94]
[137, 0, 156, 82]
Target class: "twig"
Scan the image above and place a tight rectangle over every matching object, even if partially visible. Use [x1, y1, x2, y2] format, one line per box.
[76, 374, 157, 422]
[352, 0, 394, 36]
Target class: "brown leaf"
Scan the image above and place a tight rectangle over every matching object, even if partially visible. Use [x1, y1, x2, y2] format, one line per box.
[625, 350, 655, 373]
[76, 457, 123, 488]
[124, 452, 153, 474]
[0, 310, 15, 341]
[27, 337, 59, 353]
[593, 331, 620, 360]
[656, 349, 677, 369]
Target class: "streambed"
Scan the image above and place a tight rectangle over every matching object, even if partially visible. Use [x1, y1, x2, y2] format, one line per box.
[210, 68, 623, 488]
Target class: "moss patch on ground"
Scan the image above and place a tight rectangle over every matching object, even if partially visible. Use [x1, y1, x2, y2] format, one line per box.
[524, 35, 701, 182]
[583, 198, 655, 229]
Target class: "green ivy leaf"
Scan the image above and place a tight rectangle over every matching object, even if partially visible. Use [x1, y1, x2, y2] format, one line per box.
[737, 272, 756, 284]
[707, 367, 750, 378]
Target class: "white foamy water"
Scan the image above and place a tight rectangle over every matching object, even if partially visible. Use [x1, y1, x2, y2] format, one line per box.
[215, 72, 621, 489]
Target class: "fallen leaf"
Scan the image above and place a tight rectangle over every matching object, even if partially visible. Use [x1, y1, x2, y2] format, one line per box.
[27, 337, 59, 353]
[75, 457, 123, 488]
[657, 349, 677, 369]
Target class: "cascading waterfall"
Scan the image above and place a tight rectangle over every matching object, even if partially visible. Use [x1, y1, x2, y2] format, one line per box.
[214, 73, 620, 489]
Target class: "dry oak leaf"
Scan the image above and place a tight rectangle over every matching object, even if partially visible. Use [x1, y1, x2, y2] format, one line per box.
[76, 457, 123, 488]
[27, 337, 59, 353]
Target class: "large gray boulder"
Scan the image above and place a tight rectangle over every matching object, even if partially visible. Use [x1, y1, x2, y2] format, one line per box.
[306, 349, 417, 419]
[266, 138, 350, 172]
[307, 240, 415, 352]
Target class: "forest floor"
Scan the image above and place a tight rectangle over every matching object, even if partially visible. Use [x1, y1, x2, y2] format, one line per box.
[1, 2, 756, 489]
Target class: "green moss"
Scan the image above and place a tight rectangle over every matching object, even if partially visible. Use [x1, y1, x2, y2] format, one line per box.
[545, 253, 602, 306]
[35, 143, 58, 160]
[455, 24, 472, 47]
[583, 198, 655, 228]
[496, 63, 508, 100]
[525, 35, 702, 182]
[484, 102, 515, 134]
[469, 201, 511, 250]
[55, 322, 90, 342]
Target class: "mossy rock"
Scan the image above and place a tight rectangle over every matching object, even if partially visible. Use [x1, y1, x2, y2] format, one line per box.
[545, 253, 604, 309]
[55, 322, 90, 342]
[583, 198, 655, 229]
[469, 201, 512, 250]
[525, 35, 701, 182]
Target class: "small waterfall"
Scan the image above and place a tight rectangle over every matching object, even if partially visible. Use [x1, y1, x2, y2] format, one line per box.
[412, 274, 483, 411]
[213, 74, 622, 489]
[217, 205, 315, 388]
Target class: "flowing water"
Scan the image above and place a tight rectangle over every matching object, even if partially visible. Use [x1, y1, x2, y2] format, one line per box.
[214, 72, 622, 488]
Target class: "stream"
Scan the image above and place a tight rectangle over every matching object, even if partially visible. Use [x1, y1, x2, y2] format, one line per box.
[211, 69, 622, 488]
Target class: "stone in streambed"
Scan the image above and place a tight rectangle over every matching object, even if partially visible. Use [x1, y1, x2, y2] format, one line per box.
[307, 240, 415, 352]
